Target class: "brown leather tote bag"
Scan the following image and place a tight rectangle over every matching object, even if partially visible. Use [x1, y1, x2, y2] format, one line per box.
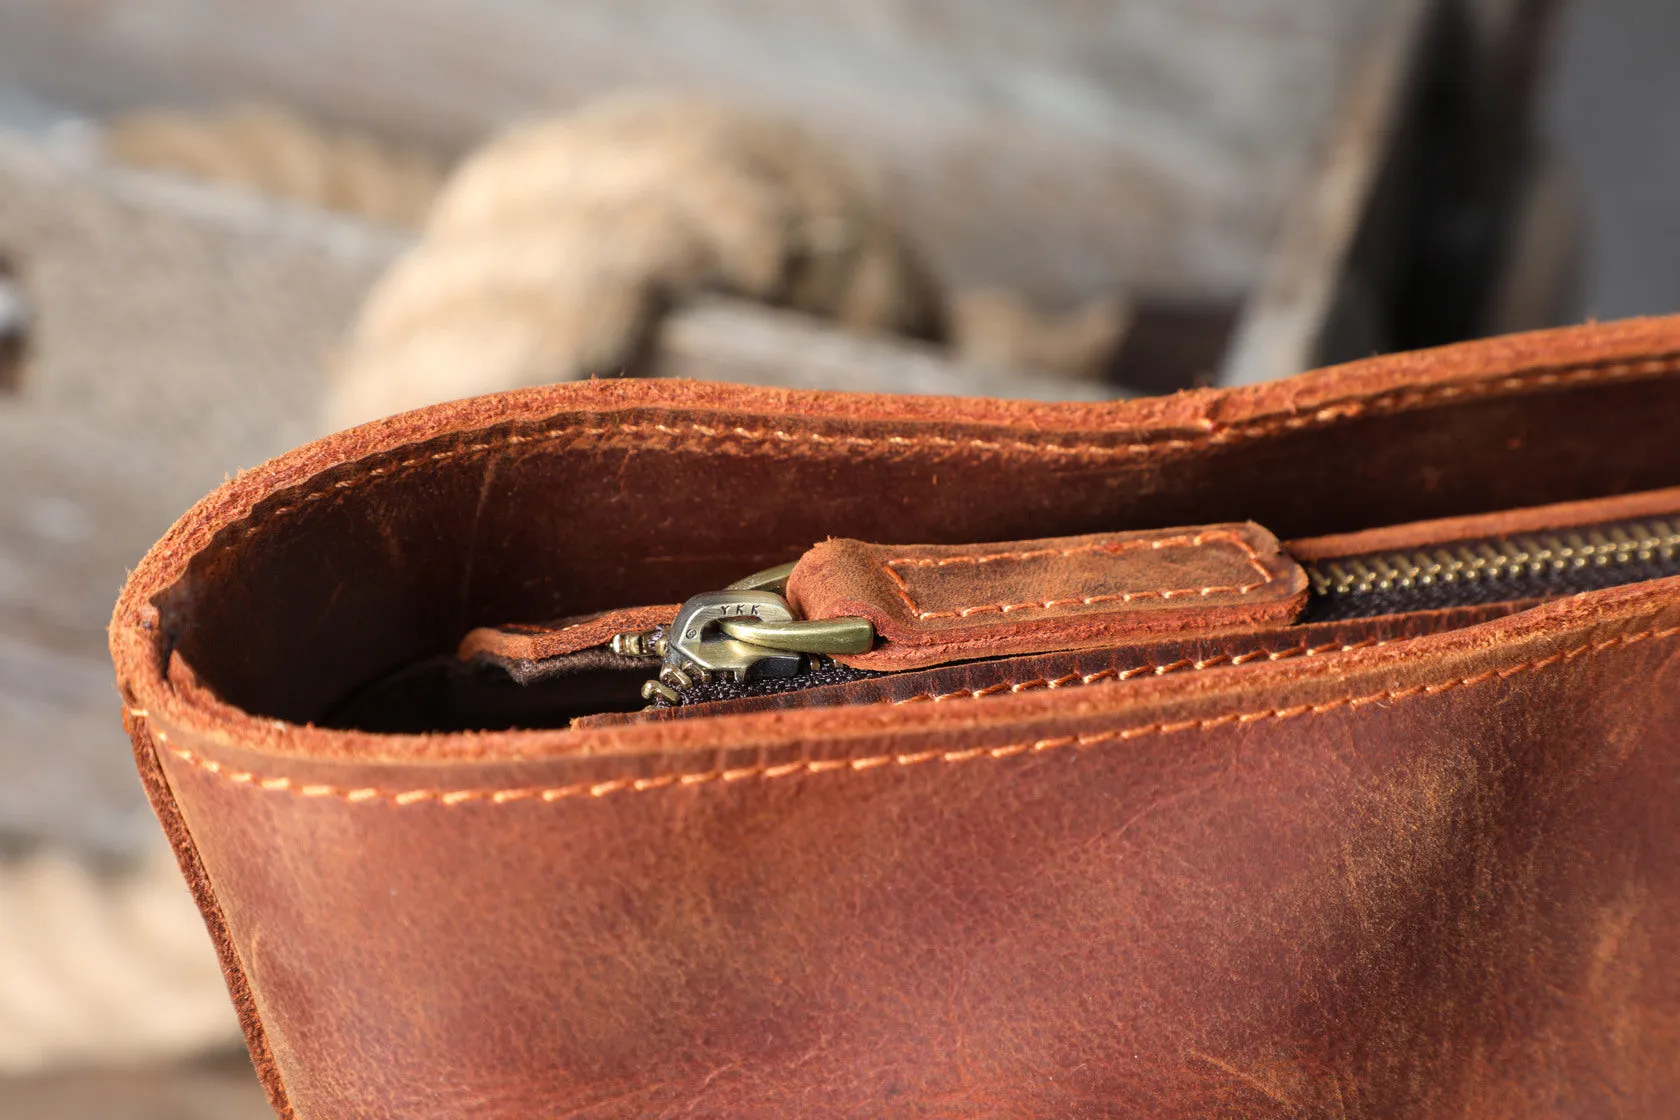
[112, 316, 1680, 1118]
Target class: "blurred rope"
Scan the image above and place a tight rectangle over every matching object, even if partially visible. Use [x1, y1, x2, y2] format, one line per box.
[326, 93, 952, 426]
[0, 849, 236, 1072]
[103, 94, 1129, 428]
[105, 103, 444, 227]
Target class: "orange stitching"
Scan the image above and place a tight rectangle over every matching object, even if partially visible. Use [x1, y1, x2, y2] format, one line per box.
[880, 530, 1276, 621]
[888, 531, 1258, 570]
[216, 354, 1680, 547]
[886, 637, 1385, 704]
[132, 622, 1680, 807]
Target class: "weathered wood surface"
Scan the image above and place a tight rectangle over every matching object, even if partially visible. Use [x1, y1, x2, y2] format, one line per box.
[1219, 0, 1431, 386]
[0, 0, 1386, 306]
[0, 125, 393, 855]
[1224, 0, 1567, 382]
[653, 298, 1119, 402]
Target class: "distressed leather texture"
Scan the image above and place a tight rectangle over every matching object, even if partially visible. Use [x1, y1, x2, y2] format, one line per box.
[788, 522, 1307, 670]
[110, 315, 1680, 1118]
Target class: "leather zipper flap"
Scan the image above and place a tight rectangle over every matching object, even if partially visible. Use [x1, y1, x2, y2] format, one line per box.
[787, 522, 1309, 671]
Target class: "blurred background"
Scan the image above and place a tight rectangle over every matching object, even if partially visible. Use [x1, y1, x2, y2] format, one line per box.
[0, 0, 1672, 1113]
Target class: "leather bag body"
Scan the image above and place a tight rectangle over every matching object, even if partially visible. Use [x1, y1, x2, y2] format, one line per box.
[111, 316, 1680, 1118]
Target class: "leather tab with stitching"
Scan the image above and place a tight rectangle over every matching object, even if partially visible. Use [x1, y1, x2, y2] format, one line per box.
[788, 522, 1308, 671]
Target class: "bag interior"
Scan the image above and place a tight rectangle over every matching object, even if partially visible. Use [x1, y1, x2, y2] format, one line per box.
[154, 371, 1680, 728]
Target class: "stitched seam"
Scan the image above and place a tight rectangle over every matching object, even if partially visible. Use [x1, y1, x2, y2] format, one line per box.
[888, 637, 1386, 703]
[215, 354, 1680, 547]
[131, 622, 1680, 807]
[888, 532, 1256, 570]
[881, 530, 1276, 620]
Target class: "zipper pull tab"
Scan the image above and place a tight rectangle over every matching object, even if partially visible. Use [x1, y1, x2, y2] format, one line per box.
[615, 562, 875, 706]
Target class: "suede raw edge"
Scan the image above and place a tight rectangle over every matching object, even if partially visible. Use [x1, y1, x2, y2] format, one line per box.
[1288, 483, 1680, 561]
[120, 702, 294, 1119]
[110, 315, 1680, 764]
[112, 314, 1680, 764]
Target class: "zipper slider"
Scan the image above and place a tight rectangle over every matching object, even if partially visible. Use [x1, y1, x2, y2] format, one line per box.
[614, 562, 875, 705]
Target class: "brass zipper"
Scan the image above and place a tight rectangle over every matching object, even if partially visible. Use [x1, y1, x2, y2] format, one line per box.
[1304, 518, 1680, 620]
[621, 516, 1680, 707]
[613, 562, 874, 706]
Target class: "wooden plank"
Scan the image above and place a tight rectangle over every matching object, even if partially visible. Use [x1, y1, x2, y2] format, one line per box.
[653, 298, 1121, 402]
[1217, 0, 1433, 386]
[0, 127, 392, 855]
[1218, 0, 1569, 384]
[0, 0, 1381, 305]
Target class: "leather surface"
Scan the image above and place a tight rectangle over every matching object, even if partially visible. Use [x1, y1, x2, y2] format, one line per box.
[456, 603, 678, 663]
[109, 315, 1680, 1118]
[788, 522, 1307, 670]
[135, 591, 1680, 1119]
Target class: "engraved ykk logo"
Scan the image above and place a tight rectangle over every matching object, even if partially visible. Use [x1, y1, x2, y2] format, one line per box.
[684, 600, 764, 639]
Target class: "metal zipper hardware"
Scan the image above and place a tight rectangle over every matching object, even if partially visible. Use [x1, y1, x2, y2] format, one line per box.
[615, 514, 1680, 707]
[613, 563, 874, 705]
[716, 614, 874, 654]
[1304, 518, 1680, 621]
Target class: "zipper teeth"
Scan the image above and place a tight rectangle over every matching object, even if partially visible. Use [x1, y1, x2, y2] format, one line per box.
[1308, 519, 1680, 598]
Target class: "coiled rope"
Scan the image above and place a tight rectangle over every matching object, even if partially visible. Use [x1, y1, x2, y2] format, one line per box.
[326, 93, 953, 426]
[105, 95, 1127, 429]
[0, 850, 236, 1071]
[105, 103, 444, 228]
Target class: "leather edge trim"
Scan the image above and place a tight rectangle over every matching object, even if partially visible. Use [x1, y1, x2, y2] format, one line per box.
[1288, 483, 1680, 561]
[121, 704, 295, 1119]
[110, 316, 1680, 763]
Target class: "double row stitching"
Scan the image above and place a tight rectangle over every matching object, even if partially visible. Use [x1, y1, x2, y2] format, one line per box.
[886, 531, 1262, 570]
[131, 622, 1680, 808]
[218, 353, 1680, 548]
[881, 530, 1275, 621]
